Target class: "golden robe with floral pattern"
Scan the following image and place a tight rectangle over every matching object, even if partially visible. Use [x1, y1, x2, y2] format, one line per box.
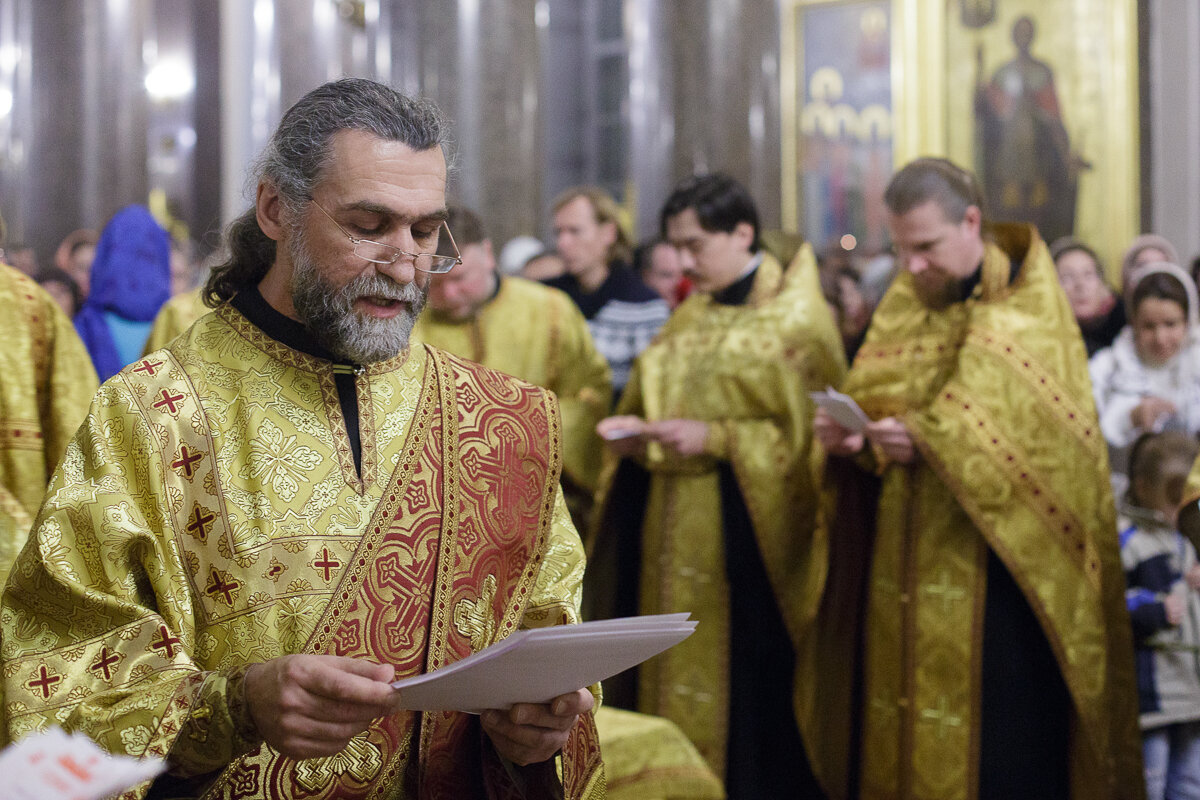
[412, 276, 612, 495]
[0, 301, 603, 799]
[0, 263, 98, 580]
[589, 247, 845, 776]
[798, 225, 1143, 800]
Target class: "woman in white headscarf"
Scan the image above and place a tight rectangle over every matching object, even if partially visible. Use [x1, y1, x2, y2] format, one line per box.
[1090, 261, 1200, 488]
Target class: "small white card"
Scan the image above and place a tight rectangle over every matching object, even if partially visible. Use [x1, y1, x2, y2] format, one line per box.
[0, 727, 165, 800]
[599, 428, 642, 441]
[809, 386, 871, 432]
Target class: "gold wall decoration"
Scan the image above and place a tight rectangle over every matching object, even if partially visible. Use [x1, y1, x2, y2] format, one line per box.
[783, 0, 894, 255]
[785, 0, 1139, 272]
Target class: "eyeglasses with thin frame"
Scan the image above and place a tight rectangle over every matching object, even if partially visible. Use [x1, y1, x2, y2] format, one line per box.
[312, 200, 462, 274]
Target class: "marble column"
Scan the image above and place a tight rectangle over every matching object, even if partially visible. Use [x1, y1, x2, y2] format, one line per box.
[0, 0, 152, 266]
[1147, 0, 1200, 264]
[660, 0, 783, 230]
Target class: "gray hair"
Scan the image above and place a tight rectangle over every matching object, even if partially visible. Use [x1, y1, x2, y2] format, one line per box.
[205, 78, 451, 306]
[883, 157, 983, 223]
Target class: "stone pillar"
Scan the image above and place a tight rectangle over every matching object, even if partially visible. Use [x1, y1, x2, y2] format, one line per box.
[663, 0, 782, 230]
[1147, 0, 1200, 264]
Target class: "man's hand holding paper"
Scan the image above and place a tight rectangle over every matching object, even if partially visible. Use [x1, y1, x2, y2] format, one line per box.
[480, 688, 595, 766]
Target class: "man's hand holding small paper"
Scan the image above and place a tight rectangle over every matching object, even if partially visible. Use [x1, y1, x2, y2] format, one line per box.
[480, 687, 594, 765]
[597, 416, 649, 457]
[599, 416, 712, 458]
[815, 408, 865, 457]
[865, 416, 918, 465]
[644, 418, 710, 457]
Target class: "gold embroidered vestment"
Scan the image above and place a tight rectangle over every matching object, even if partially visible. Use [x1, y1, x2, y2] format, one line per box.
[590, 247, 845, 775]
[0, 263, 98, 580]
[1, 303, 603, 799]
[798, 225, 1143, 800]
[413, 276, 612, 494]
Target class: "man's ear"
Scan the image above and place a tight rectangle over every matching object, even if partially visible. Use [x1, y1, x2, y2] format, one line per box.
[599, 220, 618, 249]
[962, 205, 983, 237]
[733, 221, 755, 252]
[256, 182, 286, 243]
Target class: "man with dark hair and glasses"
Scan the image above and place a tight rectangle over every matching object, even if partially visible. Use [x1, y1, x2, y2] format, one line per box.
[805, 157, 1142, 800]
[589, 172, 845, 798]
[0, 78, 603, 800]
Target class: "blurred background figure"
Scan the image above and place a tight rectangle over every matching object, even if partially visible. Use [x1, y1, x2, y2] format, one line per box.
[1118, 431, 1200, 800]
[820, 254, 872, 362]
[5, 242, 38, 276]
[54, 229, 100, 299]
[1052, 236, 1124, 356]
[143, 247, 225, 354]
[520, 249, 566, 281]
[34, 266, 83, 318]
[545, 186, 670, 400]
[1122, 233, 1180, 291]
[1090, 261, 1200, 493]
[497, 234, 545, 276]
[169, 238, 198, 295]
[633, 238, 690, 310]
[74, 205, 171, 381]
[0, 206, 97, 580]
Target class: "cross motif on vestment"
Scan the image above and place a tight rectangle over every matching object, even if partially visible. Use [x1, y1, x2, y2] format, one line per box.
[150, 625, 183, 659]
[313, 548, 341, 582]
[920, 695, 964, 741]
[921, 570, 967, 614]
[205, 568, 240, 606]
[132, 359, 164, 377]
[27, 665, 62, 699]
[90, 647, 121, 681]
[152, 389, 186, 415]
[171, 445, 204, 480]
[186, 505, 216, 542]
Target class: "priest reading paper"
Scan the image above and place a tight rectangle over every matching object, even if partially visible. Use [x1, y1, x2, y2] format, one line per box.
[0, 79, 604, 800]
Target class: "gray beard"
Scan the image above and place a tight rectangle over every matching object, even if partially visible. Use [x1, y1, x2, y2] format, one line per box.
[289, 230, 427, 363]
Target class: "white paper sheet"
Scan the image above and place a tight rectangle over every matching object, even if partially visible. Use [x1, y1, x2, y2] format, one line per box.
[809, 386, 871, 432]
[391, 613, 696, 713]
[0, 727, 165, 800]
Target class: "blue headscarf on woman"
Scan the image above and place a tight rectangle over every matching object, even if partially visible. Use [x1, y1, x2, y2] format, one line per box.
[74, 205, 170, 381]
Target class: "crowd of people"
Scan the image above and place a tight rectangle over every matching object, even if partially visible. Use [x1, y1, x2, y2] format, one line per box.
[1, 76, 1200, 800]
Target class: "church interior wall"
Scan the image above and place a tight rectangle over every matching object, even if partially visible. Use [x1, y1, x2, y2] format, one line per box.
[0, 0, 1193, 270]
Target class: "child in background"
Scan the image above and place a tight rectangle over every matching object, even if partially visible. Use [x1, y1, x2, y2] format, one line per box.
[1121, 430, 1200, 800]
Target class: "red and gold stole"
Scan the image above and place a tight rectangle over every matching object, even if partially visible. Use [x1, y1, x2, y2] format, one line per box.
[200, 346, 601, 799]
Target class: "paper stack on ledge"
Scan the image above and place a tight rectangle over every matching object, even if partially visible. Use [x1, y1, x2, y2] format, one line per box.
[391, 613, 697, 713]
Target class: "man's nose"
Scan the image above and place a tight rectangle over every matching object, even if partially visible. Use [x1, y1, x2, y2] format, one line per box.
[904, 254, 928, 275]
[376, 252, 418, 284]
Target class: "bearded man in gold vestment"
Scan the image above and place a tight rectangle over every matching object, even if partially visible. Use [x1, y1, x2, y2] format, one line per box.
[806, 158, 1143, 800]
[589, 173, 846, 798]
[0, 260, 98, 580]
[0, 79, 603, 800]
[413, 205, 611, 518]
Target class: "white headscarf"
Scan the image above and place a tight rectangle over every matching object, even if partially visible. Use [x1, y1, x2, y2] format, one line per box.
[1124, 261, 1200, 330]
